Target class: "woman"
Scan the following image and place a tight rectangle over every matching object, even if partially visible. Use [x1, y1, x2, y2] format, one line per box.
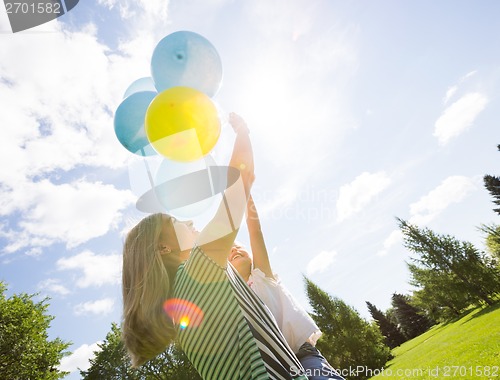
[122, 113, 307, 379]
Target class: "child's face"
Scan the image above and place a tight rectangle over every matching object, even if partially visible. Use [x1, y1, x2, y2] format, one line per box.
[229, 244, 252, 276]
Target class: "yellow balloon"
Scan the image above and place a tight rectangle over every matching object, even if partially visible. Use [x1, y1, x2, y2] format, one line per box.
[145, 86, 221, 162]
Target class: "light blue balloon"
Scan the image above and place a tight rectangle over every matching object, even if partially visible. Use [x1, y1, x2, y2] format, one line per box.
[123, 77, 156, 99]
[151, 31, 223, 98]
[114, 91, 158, 156]
[154, 155, 217, 218]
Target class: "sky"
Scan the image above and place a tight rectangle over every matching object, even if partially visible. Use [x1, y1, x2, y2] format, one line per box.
[1, 0, 500, 377]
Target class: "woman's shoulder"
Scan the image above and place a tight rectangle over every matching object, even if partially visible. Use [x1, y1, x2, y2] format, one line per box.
[177, 246, 227, 284]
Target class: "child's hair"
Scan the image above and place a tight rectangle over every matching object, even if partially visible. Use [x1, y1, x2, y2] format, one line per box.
[121, 213, 177, 367]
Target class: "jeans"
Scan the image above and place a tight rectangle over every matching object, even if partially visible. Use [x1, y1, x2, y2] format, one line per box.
[296, 342, 345, 380]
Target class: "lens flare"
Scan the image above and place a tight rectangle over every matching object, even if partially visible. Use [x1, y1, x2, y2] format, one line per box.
[179, 316, 190, 329]
[163, 298, 204, 329]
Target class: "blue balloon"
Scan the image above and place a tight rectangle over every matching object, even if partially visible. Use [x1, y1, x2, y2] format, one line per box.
[136, 158, 240, 216]
[151, 31, 223, 98]
[123, 77, 156, 99]
[154, 155, 218, 218]
[114, 91, 158, 156]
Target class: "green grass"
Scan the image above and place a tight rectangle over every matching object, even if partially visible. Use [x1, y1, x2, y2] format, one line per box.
[369, 302, 500, 380]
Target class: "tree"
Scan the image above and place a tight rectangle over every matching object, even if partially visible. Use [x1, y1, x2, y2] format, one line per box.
[407, 263, 471, 321]
[484, 175, 500, 215]
[138, 342, 201, 380]
[391, 293, 434, 339]
[80, 323, 137, 379]
[366, 301, 407, 348]
[80, 322, 201, 380]
[480, 223, 500, 264]
[398, 219, 500, 308]
[484, 144, 500, 216]
[0, 281, 70, 380]
[305, 277, 390, 380]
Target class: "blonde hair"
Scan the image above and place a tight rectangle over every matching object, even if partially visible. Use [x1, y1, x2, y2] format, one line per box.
[121, 213, 177, 367]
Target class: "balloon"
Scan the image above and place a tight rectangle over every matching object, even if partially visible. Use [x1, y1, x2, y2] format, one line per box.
[123, 77, 156, 99]
[145, 86, 221, 162]
[114, 91, 158, 156]
[136, 161, 240, 216]
[128, 155, 158, 198]
[154, 155, 217, 218]
[151, 31, 223, 97]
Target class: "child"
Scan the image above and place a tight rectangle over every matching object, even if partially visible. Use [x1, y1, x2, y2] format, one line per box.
[229, 195, 344, 380]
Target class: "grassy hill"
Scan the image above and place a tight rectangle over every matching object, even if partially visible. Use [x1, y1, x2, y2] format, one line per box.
[369, 302, 500, 380]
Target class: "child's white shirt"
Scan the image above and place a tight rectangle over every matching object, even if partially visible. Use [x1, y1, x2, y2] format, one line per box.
[248, 268, 322, 353]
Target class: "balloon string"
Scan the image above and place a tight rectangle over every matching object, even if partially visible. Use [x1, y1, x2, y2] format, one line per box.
[140, 148, 155, 189]
[205, 156, 215, 195]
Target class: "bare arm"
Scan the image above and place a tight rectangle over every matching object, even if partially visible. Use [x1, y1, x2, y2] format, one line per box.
[246, 194, 275, 279]
[197, 113, 254, 267]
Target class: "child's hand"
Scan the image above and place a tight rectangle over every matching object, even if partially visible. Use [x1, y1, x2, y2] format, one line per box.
[229, 112, 250, 135]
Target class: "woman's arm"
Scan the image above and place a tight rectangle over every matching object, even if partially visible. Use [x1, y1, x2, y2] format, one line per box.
[197, 113, 254, 267]
[246, 194, 275, 279]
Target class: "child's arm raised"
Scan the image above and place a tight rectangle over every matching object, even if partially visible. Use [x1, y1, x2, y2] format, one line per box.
[246, 194, 275, 279]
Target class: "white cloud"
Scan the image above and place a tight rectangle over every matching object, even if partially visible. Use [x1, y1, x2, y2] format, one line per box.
[38, 278, 71, 296]
[25, 247, 43, 257]
[57, 250, 121, 288]
[74, 298, 115, 316]
[93, 0, 171, 58]
[377, 229, 402, 256]
[443, 85, 457, 105]
[59, 342, 102, 373]
[444, 71, 478, 105]
[97, 0, 168, 31]
[0, 179, 135, 253]
[434, 92, 488, 145]
[0, 4, 10, 31]
[462, 70, 477, 80]
[336, 171, 392, 222]
[306, 250, 337, 275]
[0, 4, 172, 256]
[0, 25, 132, 186]
[409, 176, 477, 226]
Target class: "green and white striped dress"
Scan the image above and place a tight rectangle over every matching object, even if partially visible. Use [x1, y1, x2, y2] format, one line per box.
[173, 246, 307, 380]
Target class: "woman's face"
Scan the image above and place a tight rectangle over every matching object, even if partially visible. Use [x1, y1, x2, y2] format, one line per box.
[172, 218, 199, 252]
[159, 215, 199, 262]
